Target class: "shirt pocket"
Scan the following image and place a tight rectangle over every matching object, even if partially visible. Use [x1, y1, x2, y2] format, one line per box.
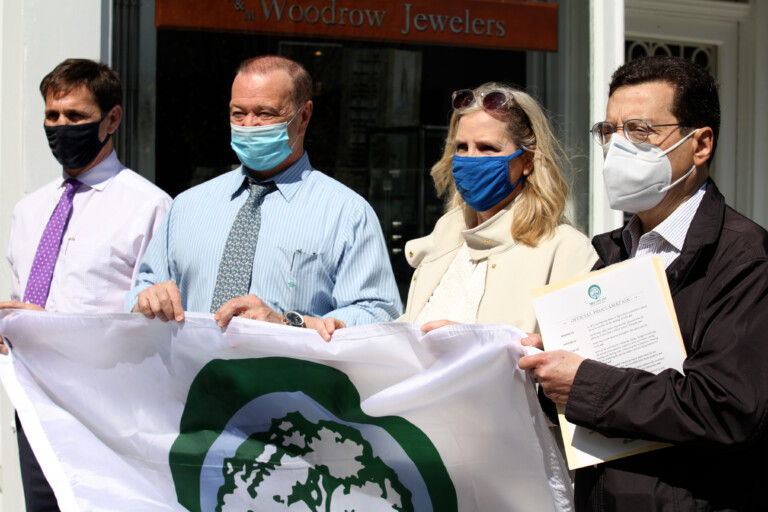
[275, 246, 331, 313]
[61, 241, 113, 305]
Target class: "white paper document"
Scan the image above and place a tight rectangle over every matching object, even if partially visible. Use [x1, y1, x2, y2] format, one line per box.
[532, 256, 687, 469]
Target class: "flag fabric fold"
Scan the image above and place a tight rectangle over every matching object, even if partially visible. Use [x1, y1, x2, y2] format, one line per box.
[0, 310, 572, 511]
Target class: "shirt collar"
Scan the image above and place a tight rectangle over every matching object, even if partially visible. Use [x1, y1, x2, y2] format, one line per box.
[230, 152, 312, 202]
[622, 183, 707, 254]
[61, 150, 123, 192]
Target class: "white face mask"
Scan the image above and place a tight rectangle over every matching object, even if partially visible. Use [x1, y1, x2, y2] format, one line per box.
[602, 129, 699, 213]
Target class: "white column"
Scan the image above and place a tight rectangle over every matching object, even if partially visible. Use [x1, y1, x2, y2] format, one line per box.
[589, 0, 625, 236]
[0, 1, 111, 508]
[0, 2, 26, 507]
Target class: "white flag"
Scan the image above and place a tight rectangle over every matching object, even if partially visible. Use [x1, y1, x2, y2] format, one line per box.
[0, 311, 572, 511]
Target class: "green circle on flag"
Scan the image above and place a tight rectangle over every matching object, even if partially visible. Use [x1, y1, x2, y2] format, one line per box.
[169, 357, 457, 511]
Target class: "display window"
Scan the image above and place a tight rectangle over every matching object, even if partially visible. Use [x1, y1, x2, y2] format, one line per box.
[119, 0, 557, 300]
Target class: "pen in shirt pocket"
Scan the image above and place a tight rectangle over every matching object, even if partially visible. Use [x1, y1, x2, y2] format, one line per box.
[64, 236, 75, 255]
[288, 249, 316, 288]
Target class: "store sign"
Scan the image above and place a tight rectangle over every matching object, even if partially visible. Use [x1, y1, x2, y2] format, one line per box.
[156, 0, 557, 51]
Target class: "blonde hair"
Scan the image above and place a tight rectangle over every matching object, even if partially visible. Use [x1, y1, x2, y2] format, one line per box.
[430, 82, 571, 247]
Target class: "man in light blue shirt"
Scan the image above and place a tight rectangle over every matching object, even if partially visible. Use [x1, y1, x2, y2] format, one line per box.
[126, 55, 401, 339]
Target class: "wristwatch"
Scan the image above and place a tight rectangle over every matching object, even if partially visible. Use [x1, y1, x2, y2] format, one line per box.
[284, 310, 305, 328]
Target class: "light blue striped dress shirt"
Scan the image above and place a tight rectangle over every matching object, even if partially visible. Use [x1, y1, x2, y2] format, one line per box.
[125, 153, 402, 325]
[624, 183, 707, 268]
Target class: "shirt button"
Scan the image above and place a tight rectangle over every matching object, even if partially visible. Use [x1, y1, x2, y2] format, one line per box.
[408, 251, 414, 257]
[484, 238, 491, 243]
[491, 264, 497, 269]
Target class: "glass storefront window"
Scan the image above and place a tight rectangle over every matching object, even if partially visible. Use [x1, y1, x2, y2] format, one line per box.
[152, 30, 525, 301]
[115, 0, 557, 303]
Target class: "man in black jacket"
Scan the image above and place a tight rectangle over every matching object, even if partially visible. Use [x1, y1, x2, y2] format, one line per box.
[520, 56, 768, 511]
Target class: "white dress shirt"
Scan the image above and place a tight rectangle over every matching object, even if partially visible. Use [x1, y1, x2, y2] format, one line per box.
[7, 151, 171, 312]
[624, 183, 707, 268]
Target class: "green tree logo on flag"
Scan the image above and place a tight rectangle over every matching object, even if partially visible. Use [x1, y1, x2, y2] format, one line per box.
[169, 357, 457, 511]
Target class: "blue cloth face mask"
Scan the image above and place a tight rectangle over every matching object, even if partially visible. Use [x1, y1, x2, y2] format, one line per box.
[230, 108, 301, 172]
[452, 147, 526, 212]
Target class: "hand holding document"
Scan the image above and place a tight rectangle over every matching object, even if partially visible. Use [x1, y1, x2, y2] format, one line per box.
[531, 256, 687, 469]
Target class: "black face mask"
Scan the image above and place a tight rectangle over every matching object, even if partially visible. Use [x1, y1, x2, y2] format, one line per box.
[44, 115, 110, 170]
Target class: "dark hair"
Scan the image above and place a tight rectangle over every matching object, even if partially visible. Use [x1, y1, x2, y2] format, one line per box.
[39, 59, 122, 114]
[609, 55, 720, 163]
[236, 55, 313, 109]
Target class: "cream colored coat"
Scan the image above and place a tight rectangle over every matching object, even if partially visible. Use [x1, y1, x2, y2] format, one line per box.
[400, 205, 598, 333]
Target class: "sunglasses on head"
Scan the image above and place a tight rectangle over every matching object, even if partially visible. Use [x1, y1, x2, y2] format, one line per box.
[452, 89, 513, 112]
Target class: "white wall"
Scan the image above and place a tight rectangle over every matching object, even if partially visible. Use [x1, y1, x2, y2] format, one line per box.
[0, 1, 110, 508]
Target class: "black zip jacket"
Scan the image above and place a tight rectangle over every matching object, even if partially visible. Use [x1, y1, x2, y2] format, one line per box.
[569, 180, 768, 511]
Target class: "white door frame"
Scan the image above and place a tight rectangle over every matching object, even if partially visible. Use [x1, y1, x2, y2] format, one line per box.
[626, 0, 757, 221]
[589, 0, 625, 237]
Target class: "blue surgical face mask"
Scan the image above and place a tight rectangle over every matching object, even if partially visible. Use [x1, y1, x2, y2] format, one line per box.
[230, 108, 301, 172]
[452, 147, 526, 212]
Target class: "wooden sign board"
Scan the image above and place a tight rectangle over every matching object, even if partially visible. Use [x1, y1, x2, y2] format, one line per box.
[156, 0, 557, 52]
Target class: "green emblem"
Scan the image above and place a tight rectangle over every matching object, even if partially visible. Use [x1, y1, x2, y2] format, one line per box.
[169, 357, 457, 511]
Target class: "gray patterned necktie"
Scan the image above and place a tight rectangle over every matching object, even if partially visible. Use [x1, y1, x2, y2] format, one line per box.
[210, 179, 276, 313]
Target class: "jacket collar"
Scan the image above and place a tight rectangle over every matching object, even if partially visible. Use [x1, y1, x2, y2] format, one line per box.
[405, 206, 464, 268]
[464, 205, 519, 260]
[405, 203, 518, 267]
[666, 179, 723, 294]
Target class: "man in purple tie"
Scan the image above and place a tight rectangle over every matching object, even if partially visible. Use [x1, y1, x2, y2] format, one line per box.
[0, 59, 171, 511]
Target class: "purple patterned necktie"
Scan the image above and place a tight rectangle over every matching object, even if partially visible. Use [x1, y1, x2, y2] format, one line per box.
[23, 179, 81, 307]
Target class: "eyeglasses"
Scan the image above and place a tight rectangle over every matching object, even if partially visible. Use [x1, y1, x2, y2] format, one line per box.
[590, 119, 691, 145]
[452, 89, 513, 112]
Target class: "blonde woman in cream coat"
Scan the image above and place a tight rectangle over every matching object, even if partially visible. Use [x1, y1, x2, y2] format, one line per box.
[400, 83, 597, 333]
